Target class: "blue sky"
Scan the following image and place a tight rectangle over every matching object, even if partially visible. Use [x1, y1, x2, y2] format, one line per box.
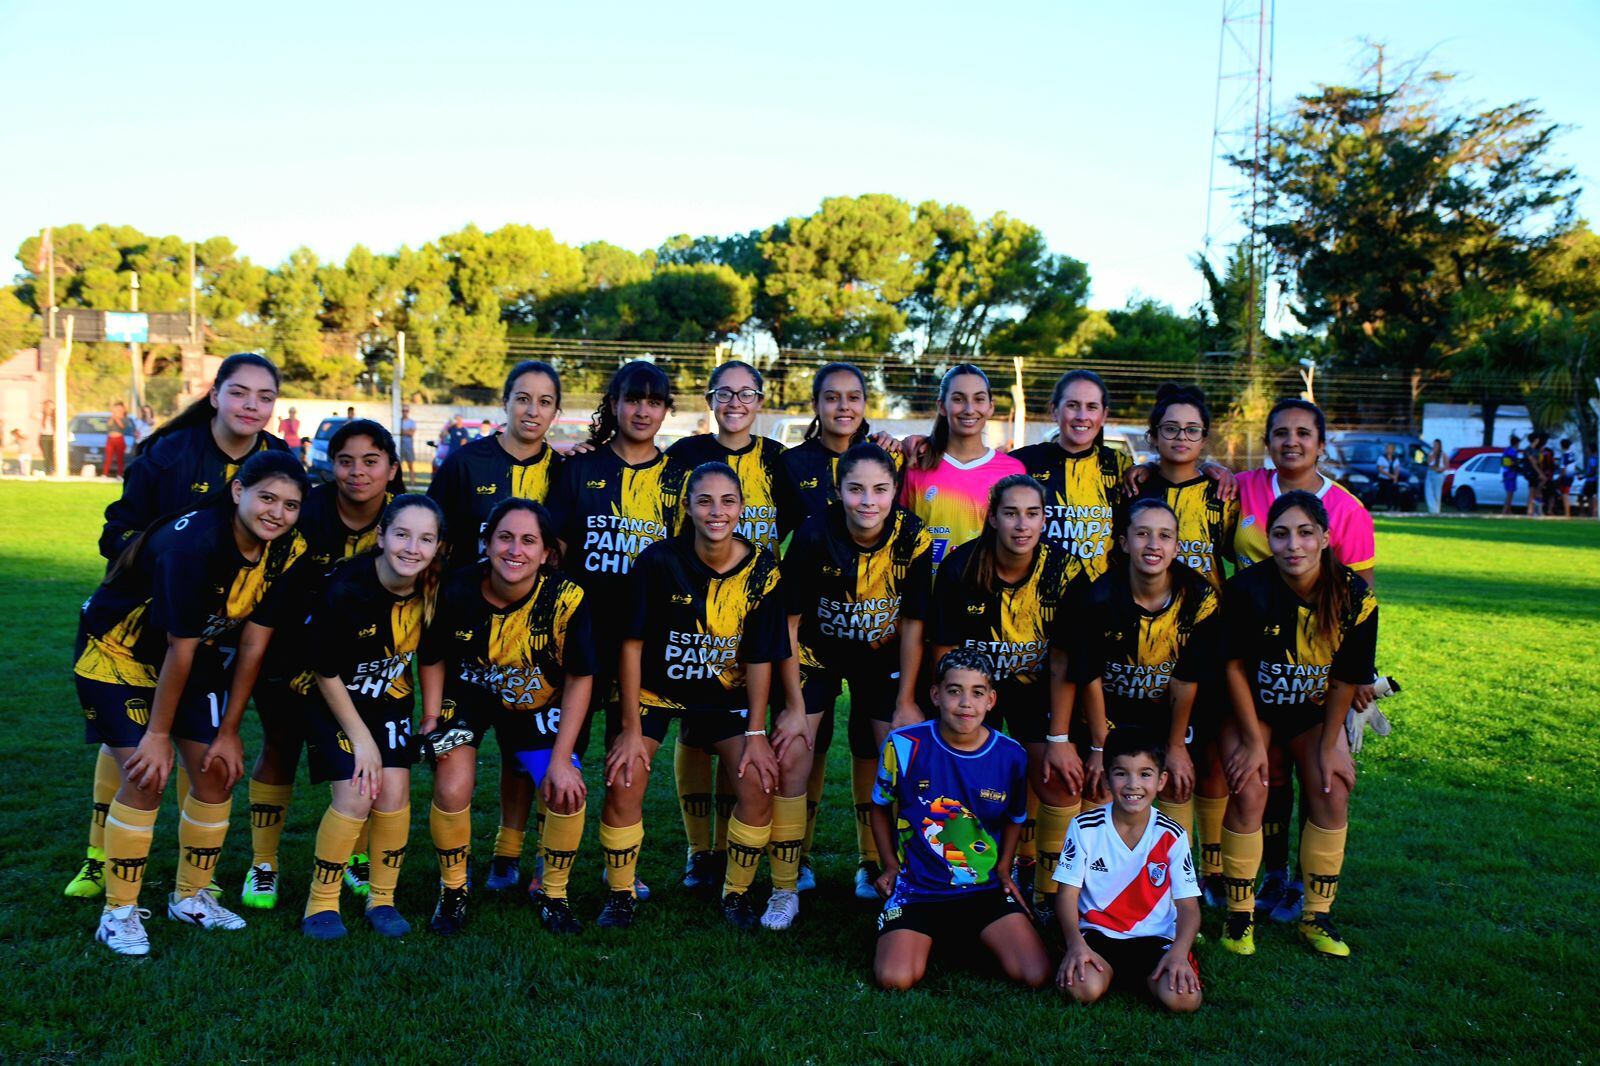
[2, 0, 1595, 316]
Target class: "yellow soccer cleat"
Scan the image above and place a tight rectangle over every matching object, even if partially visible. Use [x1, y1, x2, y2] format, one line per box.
[1220, 910, 1256, 955]
[64, 847, 107, 898]
[1299, 912, 1351, 957]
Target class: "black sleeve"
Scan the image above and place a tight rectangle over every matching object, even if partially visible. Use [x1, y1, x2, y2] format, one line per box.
[623, 551, 659, 642]
[99, 451, 165, 560]
[740, 581, 791, 664]
[1331, 597, 1378, 685]
[419, 577, 461, 666]
[1220, 575, 1262, 663]
[310, 585, 354, 678]
[1057, 578, 1105, 685]
[249, 552, 312, 631]
[426, 451, 466, 559]
[1174, 599, 1222, 684]
[925, 561, 961, 647]
[773, 445, 808, 540]
[561, 595, 598, 678]
[151, 545, 211, 639]
[544, 456, 578, 547]
[781, 527, 819, 614]
[900, 540, 934, 622]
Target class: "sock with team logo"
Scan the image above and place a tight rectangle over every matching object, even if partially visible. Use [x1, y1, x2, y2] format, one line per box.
[802, 757, 826, 861]
[1261, 781, 1293, 873]
[1221, 826, 1263, 912]
[104, 799, 158, 909]
[539, 806, 586, 900]
[89, 748, 119, 853]
[365, 805, 409, 910]
[305, 806, 363, 917]
[767, 794, 808, 892]
[675, 742, 714, 855]
[1299, 820, 1347, 914]
[430, 803, 472, 890]
[722, 815, 772, 898]
[248, 780, 294, 868]
[1195, 794, 1228, 877]
[176, 794, 232, 900]
[493, 824, 525, 860]
[851, 759, 880, 865]
[1034, 801, 1080, 901]
[1160, 795, 1196, 840]
[1018, 788, 1040, 862]
[599, 820, 644, 895]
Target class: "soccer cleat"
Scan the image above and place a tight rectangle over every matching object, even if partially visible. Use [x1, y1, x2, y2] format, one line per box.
[485, 856, 521, 892]
[167, 889, 248, 931]
[431, 885, 470, 936]
[721, 891, 758, 932]
[344, 854, 371, 897]
[759, 889, 800, 931]
[682, 850, 721, 895]
[853, 862, 882, 901]
[65, 848, 107, 898]
[300, 911, 347, 941]
[1220, 911, 1256, 955]
[538, 896, 583, 935]
[96, 905, 152, 956]
[240, 863, 280, 910]
[365, 905, 411, 938]
[1255, 868, 1288, 915]
[604, 866, 651, 902]
[1271, 880, 1306, 924]
[795, 860, 816, 894]
[1201, 874, 1228, 910]
[596, 890, 637, 930]
[1298, 912, 1351, 957]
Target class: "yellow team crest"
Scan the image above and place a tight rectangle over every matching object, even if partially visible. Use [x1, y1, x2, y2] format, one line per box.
[125, 698, 150, 726]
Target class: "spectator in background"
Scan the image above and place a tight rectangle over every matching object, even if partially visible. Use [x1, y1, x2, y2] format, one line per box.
[1528, 432, 1554, 516]
[399, 405, 417, 478]
[347, 406, 357, 421]
[279, 406, 303, 464]
[133, 404, 157, 451]
[1376, 442, 1404, 510]
[39, 399, 56, 476]
[1499, 434, 1524, 515]
[1555, 438, 1579, 517]
[105, 401, 131, 479]
[477, 419, 493, 439]
[1424, 440, 1446, 515]
[7, 428, 31, 476]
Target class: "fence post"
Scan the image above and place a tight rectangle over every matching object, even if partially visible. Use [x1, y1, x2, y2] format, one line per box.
[1011, 356, 1027, 449]
[391, 332, 406, 433]
[54, 316, 74, 478]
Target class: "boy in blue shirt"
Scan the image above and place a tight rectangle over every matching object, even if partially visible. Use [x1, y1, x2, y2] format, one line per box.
[871, 648, 1050, 991]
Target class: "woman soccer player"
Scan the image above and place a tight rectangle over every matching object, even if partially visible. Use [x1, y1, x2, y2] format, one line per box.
[428, 361, 567, 896]
[298, 495, 443, 940]
[871, 649, 1050, 991]
[899, 364, 1024, 571]
[66, 353, 288, 899]
[781, 362, 907, 516]
[1059, 499, 1221, 840]
[1217, 490, 1377, 958]
[768, 443, 933, 924]
[604, 462, 792, 932]
[241, 419, 403, 910]
[926, 475, 1082, 923]
[76, 451, 309, 955]
[417, 498, 596, 936]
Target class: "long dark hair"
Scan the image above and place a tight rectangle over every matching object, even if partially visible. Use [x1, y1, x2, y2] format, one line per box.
[919, 363, 990, 471]
[679, 461, 743, 542]
[835, 441, 896, 489]
[588, 361, 673, 447]
[376, 493, 445, 624]
[1111, 497, 1206, 630]
[1264, 398, 1326, 444]
[141, 352, 280, 452]
[104, 449, 309, 586]
[708, 359, 763, 394]
[961, 474, 1044, 592]
[483, 497, 562, 575]
[504, 360, 562, 408]
[1051, 368, 1109, 448]
[804, 362, 872, 446]
[1267, 489, 1350, 644]
[328, 418, 407, 495]
[1148, 383, 1211, 438]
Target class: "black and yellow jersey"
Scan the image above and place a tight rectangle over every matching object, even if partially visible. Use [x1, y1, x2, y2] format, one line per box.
[1128, 472, 1239, 591]
[99, 422, 289, 561]
[784, 503, 932, 675]
[626, 536, 789, 713]
[427, 433, 563, 564]
[546, 445, 679, 616]
[307, 554, 423, 713]
[925, 538, 1075, 706]
[1057, 566, 1221, 729]
[664, 433, 800, 556]
[297, 481, 386, 569]
[1012, 441, 1131, 580]
[420, 562, 595, 723]
[781, 436, 907, 520]
[1222, 562, 1378, 716]
[76, 504, 308, 687]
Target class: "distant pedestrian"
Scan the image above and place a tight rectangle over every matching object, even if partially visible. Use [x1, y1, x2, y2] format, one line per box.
[105, 402, 131, 479]
[1499, 434, 1523, 515]
[39, 399, 56, 476]
[399, 404, 417, 478]
[1424, 440, 1446, 514]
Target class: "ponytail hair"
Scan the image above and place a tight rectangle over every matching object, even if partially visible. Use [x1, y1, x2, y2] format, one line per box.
[329, 418, 407, 495]
[1051, 369, 1110, 448]
[960, 474, 1044, 593]
[919, 363, 990, 471]
[1267, 489, 1350, 644]
[588, 360, 673, 447]
[483, 496, 563, 574]
[378, 493, 446, 625]
[140, 352, 280, 452]
[1148, 383, 1211, 437]
[805, 362, 872, 445]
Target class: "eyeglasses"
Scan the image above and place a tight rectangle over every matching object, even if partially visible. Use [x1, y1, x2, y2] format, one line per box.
[708, 387, 763, 405]
[1157, 423, 1206, 441]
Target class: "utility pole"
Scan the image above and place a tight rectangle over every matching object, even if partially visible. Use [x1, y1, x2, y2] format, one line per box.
[53, 316, 74, 478]
[129, 272, 144, 411]
[391, 331, 406, 434]
[44, 226, 57, 339]
[189, 244, 198, 344]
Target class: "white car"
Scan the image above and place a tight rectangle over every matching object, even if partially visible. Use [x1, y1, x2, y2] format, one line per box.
[1449, 451, 1530, 511]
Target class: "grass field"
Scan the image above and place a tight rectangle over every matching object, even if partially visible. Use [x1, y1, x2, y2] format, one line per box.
[2, 481, 1597, 1063]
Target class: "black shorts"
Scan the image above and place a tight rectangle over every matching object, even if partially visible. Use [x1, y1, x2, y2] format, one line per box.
[78, 643, 233, 748]
[805, 665, 897, 760]
[639, 702, 750, 751]
[445, 693, 577, 768]
[876, 887, 1028, 944]
[1258, 703, 1325, 742]
[989, 680, 1050, 745]
[1082, 930, 1200, 994]
[305, 696, 415, 784]
[254, 675, 314, 756]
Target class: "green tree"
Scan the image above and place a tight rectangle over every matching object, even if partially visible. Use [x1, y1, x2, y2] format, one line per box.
[595, 264, 754, 343]
[265, 247, 356, 390]
[909, 204, 1057, 358]
[1091, 297, 1201, 361]
[0, 286, 41, 356]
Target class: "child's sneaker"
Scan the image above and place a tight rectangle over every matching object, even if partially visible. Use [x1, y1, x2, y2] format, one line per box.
[167, 889, 247, 931]
[759, 889, 800, 931]
[96, 905, 151, 955]
[240, 863, 279, 910]
[65, 848, 107, 898]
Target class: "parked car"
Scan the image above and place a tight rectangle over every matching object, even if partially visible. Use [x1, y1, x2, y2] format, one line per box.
[1448, 450, 1529, 511]
[68, 412, 110, 475]
[1441, 446, 1503, 504]
[1325, 432, 1427, 511]
[307, 418, 348, 481]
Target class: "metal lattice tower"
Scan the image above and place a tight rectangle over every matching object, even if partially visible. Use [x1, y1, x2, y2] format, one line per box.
[1202, 0, 1275, 359]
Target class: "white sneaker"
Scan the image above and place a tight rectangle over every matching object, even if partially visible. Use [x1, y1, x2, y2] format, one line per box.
[168, 889, 248, 931]
[97, 904, 152, 955]
[760, 889, 801, 931]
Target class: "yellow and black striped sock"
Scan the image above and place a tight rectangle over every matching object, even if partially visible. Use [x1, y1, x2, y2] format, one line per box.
[248, 780, 294, 868]
[1300, 821, 1348, 915]
[599, 820, 643, 895]
[675, 742, 715, 855]
[851, 758, 879, 866]
[539, 806, 586, 900]
[430, 803, 472, 889]
[104, 799, 158, 910]
[722, 815, 771, 898]
[366, 805, 409, 910]
[1034, 801, 1080, 902]
[89, 748, 119, 854]
[1196, 794, 1228, 878]
[305, 806, 363, 917]
[1221, 827, 1263, 912]
[176, 794, 232, 899]
[767, 794, 808, 892]
[1018, 788, 1040, 863]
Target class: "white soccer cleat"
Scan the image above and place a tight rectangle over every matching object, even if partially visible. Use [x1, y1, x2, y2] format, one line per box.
[168, 889, 248, 931]
[759, 889, 801, 931]
[96, 905, 152, 956]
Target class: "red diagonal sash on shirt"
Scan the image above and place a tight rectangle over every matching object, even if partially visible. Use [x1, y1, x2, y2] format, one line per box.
[1084, 830, 1177, 933]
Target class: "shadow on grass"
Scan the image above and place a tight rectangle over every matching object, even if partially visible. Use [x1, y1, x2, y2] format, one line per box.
[1376, 516, 1600, 551]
